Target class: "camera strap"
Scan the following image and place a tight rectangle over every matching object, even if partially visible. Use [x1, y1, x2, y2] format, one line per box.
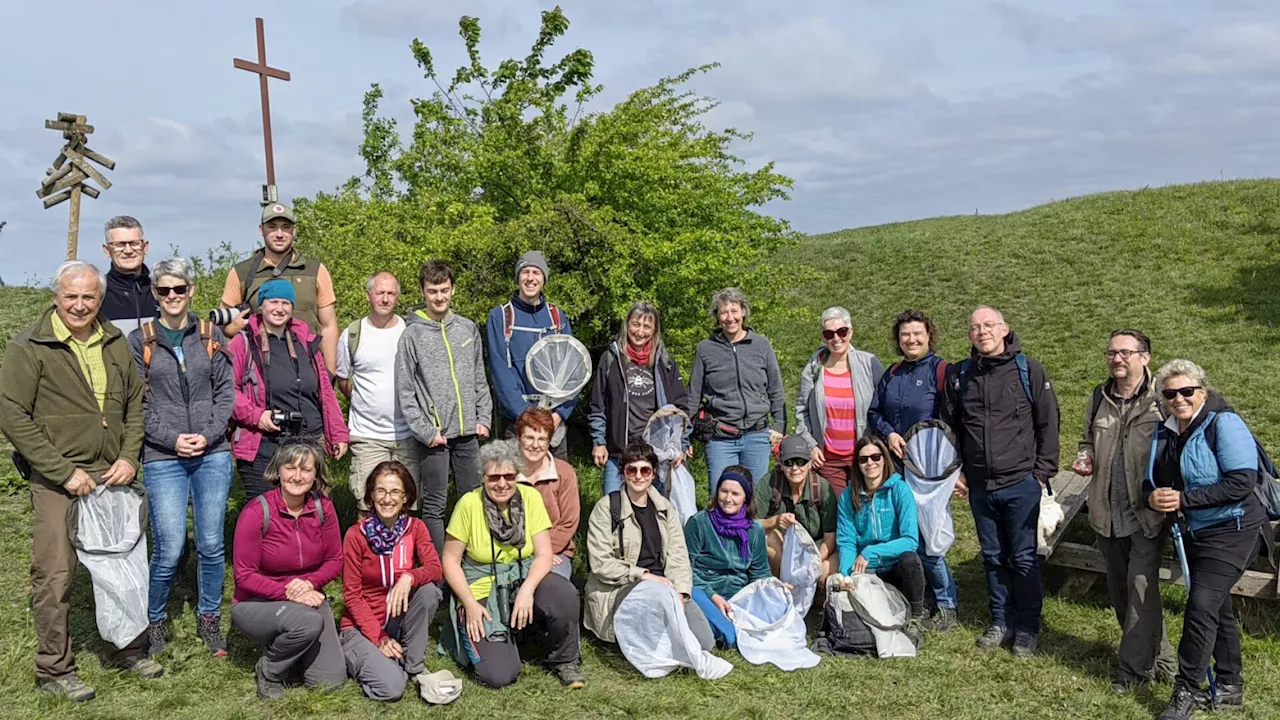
[488, 533, 526, 587]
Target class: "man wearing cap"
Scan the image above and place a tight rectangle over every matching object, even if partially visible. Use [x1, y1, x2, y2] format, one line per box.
[485, 251, 575, 460]
[219, 203, 340, 373]
[756, 435, 838, 579]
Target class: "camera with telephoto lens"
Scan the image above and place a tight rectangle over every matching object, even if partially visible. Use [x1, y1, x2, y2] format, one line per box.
[495, 578, 525, 629]
[208, 303, 250, 326]
[270, 409, 304, 433]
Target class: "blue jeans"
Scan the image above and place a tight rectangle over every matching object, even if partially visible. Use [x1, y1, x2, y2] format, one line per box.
[921, 550, 958, 610]
[968, 475, 1042, 635]
[602, 456, 667, 496]
[704, 430, 772, 494]
[143, 452, 234, 620]
[690, 587, 737, 648]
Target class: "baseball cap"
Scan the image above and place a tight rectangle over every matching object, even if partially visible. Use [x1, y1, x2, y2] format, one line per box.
[260, 203, 295, 224]
[778, 435, 811, 463]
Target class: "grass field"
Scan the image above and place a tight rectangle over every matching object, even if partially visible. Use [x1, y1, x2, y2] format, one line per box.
[3, 180, 1280, 719]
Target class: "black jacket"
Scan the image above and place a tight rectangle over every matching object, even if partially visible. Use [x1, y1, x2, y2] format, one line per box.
[103, 264, 160, 334]
[941, 331, 1060, 490]
[587, 342, 690, 456]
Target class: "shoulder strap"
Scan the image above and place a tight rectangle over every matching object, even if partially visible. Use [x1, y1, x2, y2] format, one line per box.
[258, 494, 270, 536]
[312, 492, 326, 526]
[502, 302, 515, 368]
[1015, 353, 1033, 404]
[197, 319, 218, 359]
[548, 303, 562, 335]
[887, 361, 902, 379]
[934, 360, 948, 395]
[140, 321, 158, 392]
[1086, 384, 1105, 437]
[809, 470, 822, 505]
[608, 491, 624, 557]
[955, 358, 973, 401]
[240, 248, 267, 303]
[346, 319, 363, 367]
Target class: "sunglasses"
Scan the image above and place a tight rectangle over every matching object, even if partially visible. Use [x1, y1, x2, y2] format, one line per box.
[624, 465, 654, 478]
[821, 327, 850, 340]
[485, 472, 517, 483]
[154, 285, 189, 297]
[782, 458, 809, 468]
[1161, 386, 1202, 400]
[857, 452, 884, 464]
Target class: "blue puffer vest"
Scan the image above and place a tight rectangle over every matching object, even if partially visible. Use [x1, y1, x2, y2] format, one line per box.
[1148, 409, 1256, 535]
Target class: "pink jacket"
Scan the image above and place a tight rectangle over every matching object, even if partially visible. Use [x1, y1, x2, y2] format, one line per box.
[232, 488, 342, 603]
[228, 314, 348, 461]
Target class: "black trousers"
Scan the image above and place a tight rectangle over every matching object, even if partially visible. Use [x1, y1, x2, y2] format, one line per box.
[461, 572, 581, 689]
[1097, 531, 1176, 682]
[1175, 538, 1260, 688]
[237, 447, 275, 500]
[878, 551, 927, 618]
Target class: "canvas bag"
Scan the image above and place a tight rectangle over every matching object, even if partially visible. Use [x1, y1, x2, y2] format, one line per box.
[729, 579, 821, 671]
[839, 573, 917, 658]
[1037, 487, 1064, 556]
[778, 525, 821, 617]
[67, 485, 150, 648]
[900, 420, 961, 556]
[613, 580, 733, 680]
[644, 405, 697, 525]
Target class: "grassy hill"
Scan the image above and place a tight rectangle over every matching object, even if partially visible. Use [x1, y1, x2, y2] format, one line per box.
[1, 180, 1279, 719]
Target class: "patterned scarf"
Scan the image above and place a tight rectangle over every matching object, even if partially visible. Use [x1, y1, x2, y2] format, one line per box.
[361, 513, 410, 555]
[708, 470, 754, 560]
[483, 488, 526, 549]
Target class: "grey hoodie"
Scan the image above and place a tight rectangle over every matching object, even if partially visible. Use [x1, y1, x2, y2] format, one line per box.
[688, 328, 787, 434]
[396, 309, 492, 443]
[127, 313, 235, 463]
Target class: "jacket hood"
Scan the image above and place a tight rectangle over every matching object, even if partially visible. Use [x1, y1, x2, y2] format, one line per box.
[405, 307, 456, 330]
[32, 306, 123, 344]
[244, 312, 317, 342]
[969, 330, 1023, 363]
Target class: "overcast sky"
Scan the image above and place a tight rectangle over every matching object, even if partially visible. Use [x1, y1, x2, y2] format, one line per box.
[2, 0, 1278, 285]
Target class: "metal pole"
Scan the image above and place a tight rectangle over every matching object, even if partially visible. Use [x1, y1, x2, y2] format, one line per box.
[1171, 522, 1216, 701]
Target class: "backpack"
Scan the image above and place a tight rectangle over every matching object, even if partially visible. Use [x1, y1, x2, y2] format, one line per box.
[887, 358, 949, 396]
[955, 353, 1033, 405]
[1205, 413, 1280, 521]
[345, 318, 363, 369]
[500, 300, 562, 368]
[814, 591, 877, 657]
[257, 492, 325, 535]
[608, 491, 626, 558]
[139, 319, 221, 393]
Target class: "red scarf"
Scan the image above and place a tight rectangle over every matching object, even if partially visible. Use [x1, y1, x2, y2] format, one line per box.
[625, 341, 652, 367]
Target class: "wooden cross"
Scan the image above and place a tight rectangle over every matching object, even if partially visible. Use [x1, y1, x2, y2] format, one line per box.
[233, 17, 291, 191]
[36, 113, 115, 260]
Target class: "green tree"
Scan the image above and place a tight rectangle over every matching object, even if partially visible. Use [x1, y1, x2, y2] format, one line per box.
[297, 7, 798, 364]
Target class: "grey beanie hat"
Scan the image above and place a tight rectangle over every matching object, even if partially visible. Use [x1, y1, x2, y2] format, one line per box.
[515, 250, 550, 283]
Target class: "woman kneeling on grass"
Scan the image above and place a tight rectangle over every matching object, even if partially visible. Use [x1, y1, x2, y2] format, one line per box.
[440, 440, 586, 689]
[339, 461, 443, 702]
[231, 442, 345, 700]
[758, 435, 837, 580]
[835, 436, 928, 648]
[584, 442, 716, 652]
[685, 466, 774, 648]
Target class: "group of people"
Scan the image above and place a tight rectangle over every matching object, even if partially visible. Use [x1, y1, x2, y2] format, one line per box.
[0, 208, 1269, 720]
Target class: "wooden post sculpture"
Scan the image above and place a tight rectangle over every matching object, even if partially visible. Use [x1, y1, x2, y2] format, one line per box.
[234, 17, 290, 206]
[36, 113, 115, 260]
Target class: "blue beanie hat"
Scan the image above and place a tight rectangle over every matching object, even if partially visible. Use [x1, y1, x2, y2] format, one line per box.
[716, 468, 754, 502]
[257, 278, 295, 306]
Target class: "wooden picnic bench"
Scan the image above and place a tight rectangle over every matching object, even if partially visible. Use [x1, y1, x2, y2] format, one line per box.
[1041, 471, 1280, 600]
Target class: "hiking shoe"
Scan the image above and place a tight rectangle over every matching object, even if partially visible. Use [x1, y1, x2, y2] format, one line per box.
[147, 620, 169, 656]
[1111, 677, 1148, 695]
[256, 658, 284, 700]
[122, 655, 164, 679]
[197, 614, 228, 657]
[1213, 683, 1244, 711]
[975, 625, 1013, 650]
[1157, 683, 1205, 720]
[38, 674, 96, 703]
[551, 661, 586, 689]
[922, 607, 957, 633]
[1011, 631, 1038, 658]
[904, 617, 925, 649]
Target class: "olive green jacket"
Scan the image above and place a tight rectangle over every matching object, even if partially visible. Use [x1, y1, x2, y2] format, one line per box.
[0, 307, 144, 483]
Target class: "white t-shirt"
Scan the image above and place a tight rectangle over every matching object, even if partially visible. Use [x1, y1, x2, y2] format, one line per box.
[336, 317, 412, 441]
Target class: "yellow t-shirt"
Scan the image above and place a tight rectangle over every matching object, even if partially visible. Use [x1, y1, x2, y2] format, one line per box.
[446, 484, 551, 601]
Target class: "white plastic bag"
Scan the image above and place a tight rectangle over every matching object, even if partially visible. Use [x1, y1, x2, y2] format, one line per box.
[729, 579, 821, 670]
[68, 485, 149, 649]
[778, 526, 821, 617]
[840, 573, 917, 658]
[613, 580, 732, 680]
[1037, 487, 1064, 556]
[901, 420, 961, 556]
[644, 405, 697, 525]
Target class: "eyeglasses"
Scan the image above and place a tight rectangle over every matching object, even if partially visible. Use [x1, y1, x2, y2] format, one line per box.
[485, 472, 517, 483]
[782, 458, 809, 468]
[106, 240, 144, 252]
[154, 285, 189, 297]
[519, 435, 550, 448]
[1105, 349, 1146, 360]
[373, 488, 406, 500]
[1161, 386, 1202, 400]
[821, 327, 850, 340]
[857, 452, 884, 464]
[623, 465, 654, 478]
[968, 322, 1004, 333]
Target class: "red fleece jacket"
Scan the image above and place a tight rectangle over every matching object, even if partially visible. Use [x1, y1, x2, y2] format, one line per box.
[339, 517, 443, 645]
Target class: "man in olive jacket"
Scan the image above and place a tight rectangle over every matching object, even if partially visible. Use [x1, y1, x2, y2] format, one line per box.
[0, 261, 161, 702]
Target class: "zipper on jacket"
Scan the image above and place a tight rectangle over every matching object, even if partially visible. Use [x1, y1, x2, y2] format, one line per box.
[617, 347, 630, 446]
[731, 341, 748, 428]
[441, 321, 467, 433]
[294, 514, 304, 566]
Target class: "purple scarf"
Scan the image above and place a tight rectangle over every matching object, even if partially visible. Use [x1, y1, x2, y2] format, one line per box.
[361, 513, 410, 556]
[709, 471, 754, 560]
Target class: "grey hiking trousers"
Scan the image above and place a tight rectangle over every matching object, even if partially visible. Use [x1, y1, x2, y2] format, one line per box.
[339, 584, 443, 701]
[231, 598, 346, 687]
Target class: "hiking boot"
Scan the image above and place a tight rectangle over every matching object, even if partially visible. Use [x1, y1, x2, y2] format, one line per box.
[38, 674, 96, 703]
[551, 661, 586, 689]
[256, 658, 284, 700]
[975, 625, 1013, 650]
[121, 655, 165, 680]
[1157, 683, 1205, 720]
[1110, 676, 1148, 695]
[197, 614, 228, 657]
[1011, 631, 1038, 658]
[1213, 683, 1244, 711]
[922, 607, 957, 633]
[147, 619, 169, 656]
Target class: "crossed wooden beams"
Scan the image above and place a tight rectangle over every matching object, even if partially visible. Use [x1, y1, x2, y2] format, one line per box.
[37, 112, 116, 260]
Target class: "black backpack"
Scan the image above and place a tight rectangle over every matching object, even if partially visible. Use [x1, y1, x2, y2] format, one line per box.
[813, 595, 877, 657]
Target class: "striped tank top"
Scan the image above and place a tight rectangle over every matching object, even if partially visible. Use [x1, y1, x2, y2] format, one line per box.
[822, 366, 856, 457]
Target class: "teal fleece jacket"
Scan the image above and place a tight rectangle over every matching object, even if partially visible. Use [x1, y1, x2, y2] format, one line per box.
[684, 510, 771, 599]
[836, 472, 919, 574]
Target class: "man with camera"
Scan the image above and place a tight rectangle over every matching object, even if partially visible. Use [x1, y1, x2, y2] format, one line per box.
[226, 279, 348, 499]
[0, 261, 163, 702]
[218, 203, 340, 373]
